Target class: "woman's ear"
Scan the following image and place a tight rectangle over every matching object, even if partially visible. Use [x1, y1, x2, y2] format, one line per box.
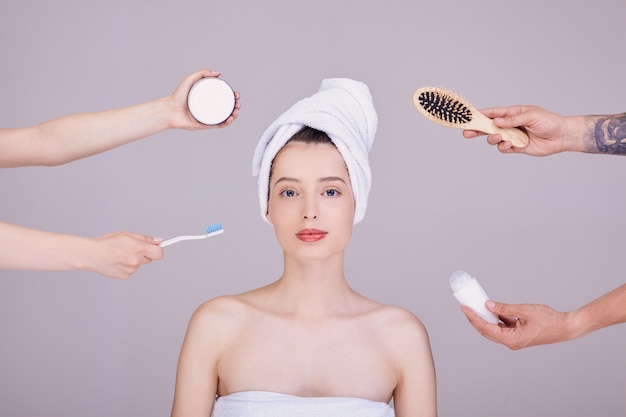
[265, 210, 272, 225]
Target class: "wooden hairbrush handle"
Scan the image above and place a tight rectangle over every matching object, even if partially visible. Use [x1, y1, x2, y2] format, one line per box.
[468, 110, 529, 147]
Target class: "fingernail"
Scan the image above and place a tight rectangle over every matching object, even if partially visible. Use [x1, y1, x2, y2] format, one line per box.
[486, 300, 496, 309]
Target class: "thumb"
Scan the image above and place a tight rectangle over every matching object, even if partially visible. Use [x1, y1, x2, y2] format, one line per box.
[486, 300, 521, 326]
[140, 234, 163, 245]
[494, 111, 533, 129]
[486, 300, 516, 316]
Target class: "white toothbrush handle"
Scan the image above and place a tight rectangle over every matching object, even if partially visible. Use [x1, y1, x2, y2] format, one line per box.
[160, 229, 224, 248]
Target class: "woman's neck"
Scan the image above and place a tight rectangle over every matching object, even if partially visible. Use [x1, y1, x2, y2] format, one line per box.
[267, 253, 356, 318]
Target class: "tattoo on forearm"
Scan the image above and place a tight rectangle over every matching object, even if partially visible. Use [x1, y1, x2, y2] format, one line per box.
[593, 113, 626, 155]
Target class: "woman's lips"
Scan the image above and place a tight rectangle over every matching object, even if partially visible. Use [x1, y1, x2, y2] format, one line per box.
[296, 228, 328, 242]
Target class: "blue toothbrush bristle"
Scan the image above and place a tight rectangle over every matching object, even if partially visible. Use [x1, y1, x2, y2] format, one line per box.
[206, 223, 223, 234]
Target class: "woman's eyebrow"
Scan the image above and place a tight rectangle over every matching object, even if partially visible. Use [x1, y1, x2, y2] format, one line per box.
[319, 176, 347, 184]
[273, 176, 347, 186]
[273, 176, 300, 186]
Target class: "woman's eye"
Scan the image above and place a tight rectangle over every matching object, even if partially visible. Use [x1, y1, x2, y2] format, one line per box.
[324, 189, 340, 197]
[281, 189, 296, 197]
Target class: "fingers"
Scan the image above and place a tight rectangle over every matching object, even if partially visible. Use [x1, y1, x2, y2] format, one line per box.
[185, 68, 221, 86]
[460, 305, 485, 328]
[461, 305, 500, 334]
[98, 232, 164, 279]
[486, 299, 508, 315]
[492, 106, 539, 130]
[465, 130, 507, 146]
[214, 91, 241, 127]
[134, 233, 164, 261]
[174, 70, 216, 102]
[461, 304, 527, 349]
[462, 130, 485, 139]
[499, 314, 519, 327]
[485, 134, 525, 154]
[465, 105, 537, 143]
[464, 131, 519, 154]
[175, 68, 223, 103]
[477, 105, 534, 120]
[496, 139, 516, 153]
[486, 300, 523, 323]
[462, 109, 512, 138]
[460, 305, 508, 344]
[140, 234, 163, 251]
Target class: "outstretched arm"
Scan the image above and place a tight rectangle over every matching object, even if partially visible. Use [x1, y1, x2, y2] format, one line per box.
[461, 283, 626, 349]
[0, 221, 163, 279]
[0, 69, 241, 167]
[462, 105, 626, 156]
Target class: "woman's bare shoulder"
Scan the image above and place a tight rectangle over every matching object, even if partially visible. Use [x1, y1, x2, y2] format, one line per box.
[366, 302, 430, 342]
[192, 288, 272, 324]
[188, 291, 261, 330]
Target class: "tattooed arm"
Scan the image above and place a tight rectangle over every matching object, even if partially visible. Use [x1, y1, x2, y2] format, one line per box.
[593, 113, 626, 155]
[462, 106, 626, 156]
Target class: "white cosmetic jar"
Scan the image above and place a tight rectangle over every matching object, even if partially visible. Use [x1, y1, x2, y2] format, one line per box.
[187, 77, 236, 125]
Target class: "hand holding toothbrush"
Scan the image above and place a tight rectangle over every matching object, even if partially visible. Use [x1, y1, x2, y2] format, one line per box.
[0, 222, 163, 280]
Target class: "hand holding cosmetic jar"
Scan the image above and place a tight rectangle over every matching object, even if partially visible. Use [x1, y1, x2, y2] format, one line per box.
[187, 77, 236, 125]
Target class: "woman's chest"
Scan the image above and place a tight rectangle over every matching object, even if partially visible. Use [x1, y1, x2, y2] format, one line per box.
[216, 317, 396, 401]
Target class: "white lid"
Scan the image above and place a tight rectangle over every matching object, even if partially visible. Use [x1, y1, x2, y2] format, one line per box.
[449, 270, 472, 292]
[187, 78, 236, 125]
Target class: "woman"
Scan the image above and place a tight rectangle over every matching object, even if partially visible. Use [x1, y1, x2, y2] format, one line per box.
[171, 78, 437, 417]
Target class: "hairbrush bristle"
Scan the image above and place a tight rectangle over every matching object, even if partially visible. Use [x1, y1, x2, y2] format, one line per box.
[417, 88, 473, 124]
[412, 87, 476, 129]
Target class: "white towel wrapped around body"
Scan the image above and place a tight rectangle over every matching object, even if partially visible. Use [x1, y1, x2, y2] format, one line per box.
[212, 390, 395, 417]
[252, 78, 378, 225]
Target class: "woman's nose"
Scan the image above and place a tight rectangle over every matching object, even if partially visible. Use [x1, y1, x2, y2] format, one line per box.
[302, 197, 318, 220]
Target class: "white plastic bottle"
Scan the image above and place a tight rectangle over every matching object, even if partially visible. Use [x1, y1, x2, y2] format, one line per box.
[449, 270, 499, 324]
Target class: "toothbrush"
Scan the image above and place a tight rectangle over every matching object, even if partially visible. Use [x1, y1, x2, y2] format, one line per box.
[159, 223, 224, 248]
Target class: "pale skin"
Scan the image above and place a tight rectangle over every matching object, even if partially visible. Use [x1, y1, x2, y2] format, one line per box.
[171, 141, 437, 417]
[1, 69, 241, 279]
[461, 105, 625, 348]
[462, 284, 626, 350]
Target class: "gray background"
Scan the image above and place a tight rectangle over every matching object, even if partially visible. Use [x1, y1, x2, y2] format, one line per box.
[1, 1, 624, 416]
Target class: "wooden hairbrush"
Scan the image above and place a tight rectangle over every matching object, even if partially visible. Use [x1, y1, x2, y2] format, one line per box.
[412, 86, 529, 148]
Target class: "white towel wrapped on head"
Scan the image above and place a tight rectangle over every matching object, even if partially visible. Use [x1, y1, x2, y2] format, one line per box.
[252, 78, 378, 225]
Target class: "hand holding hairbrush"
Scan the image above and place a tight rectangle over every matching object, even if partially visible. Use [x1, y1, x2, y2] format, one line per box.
[412, 87, 529, 148]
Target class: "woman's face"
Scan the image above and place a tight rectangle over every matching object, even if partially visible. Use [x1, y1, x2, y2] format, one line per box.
[266, 141, 355, 261]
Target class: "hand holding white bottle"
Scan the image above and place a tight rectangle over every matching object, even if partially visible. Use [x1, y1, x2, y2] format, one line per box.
[450, 270, 500, 324]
